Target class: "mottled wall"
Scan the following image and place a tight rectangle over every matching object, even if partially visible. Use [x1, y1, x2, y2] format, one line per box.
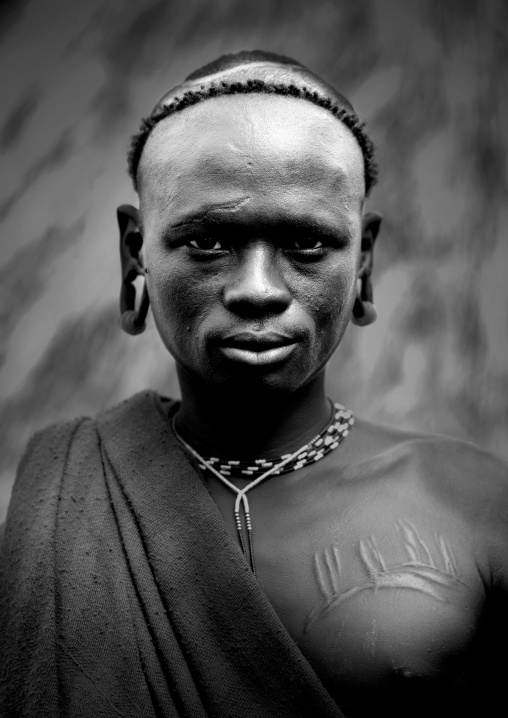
[1, 0, 507, 521]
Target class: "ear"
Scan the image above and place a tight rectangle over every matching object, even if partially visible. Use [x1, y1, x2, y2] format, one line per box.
[358, 210, 382, 278]
[117, 204, 144, 284]
[351, 211, 382, 327]
[117, 204, 150, 334]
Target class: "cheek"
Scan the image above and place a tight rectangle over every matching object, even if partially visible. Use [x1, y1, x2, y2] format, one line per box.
[146, 259, 221, 354]
[147, 266, 197, 339]
[300, 260, 357, 333]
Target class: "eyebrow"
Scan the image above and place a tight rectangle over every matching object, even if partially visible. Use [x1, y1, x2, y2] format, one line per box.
[170, 197, 251, 228]
[171, 204, 342, 235]
[169, 214, 345, 245]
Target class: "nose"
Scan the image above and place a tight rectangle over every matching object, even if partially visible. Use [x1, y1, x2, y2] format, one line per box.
[223, 243, 291, 318]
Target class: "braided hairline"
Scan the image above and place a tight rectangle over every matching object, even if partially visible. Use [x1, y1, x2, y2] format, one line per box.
[128, 79, 378, 195]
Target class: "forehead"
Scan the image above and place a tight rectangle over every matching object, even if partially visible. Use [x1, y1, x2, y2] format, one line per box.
[138, 94, 365, 212]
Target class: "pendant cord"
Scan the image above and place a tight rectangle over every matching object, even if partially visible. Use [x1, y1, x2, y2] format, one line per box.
[173, 428, 316, 575]
[171, 400, 353, 577]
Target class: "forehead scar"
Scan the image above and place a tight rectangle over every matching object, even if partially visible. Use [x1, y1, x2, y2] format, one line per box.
[171, 196, 250, 227]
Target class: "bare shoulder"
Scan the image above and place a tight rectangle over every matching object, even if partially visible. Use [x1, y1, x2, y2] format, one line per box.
[347, 418, 508, 590]
[349, 417, 508, 497]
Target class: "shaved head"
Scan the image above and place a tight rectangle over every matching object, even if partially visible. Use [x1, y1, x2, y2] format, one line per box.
[127, 50, 378, 196]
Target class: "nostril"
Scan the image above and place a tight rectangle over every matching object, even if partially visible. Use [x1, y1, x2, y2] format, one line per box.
[225, 292, 290, 318]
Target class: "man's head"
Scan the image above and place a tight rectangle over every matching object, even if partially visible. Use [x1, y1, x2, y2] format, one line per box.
[118, 51, 381, 397]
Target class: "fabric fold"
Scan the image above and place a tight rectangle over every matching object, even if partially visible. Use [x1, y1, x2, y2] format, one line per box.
[1, 391, 345, 717]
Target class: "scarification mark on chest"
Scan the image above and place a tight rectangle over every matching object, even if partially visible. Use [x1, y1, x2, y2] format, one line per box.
[304, 519, 465, 632]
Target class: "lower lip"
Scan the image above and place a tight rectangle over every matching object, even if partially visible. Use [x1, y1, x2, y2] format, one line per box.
[220, 343, 298, 366]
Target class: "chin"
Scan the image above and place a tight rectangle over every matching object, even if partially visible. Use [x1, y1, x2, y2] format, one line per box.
[215, 365, 309, 393]
[175, 355, 307, 396]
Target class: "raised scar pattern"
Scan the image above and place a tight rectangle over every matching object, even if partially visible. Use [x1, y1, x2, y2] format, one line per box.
[305, 519, 465, 633]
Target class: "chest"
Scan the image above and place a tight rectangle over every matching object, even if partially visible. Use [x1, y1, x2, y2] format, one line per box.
[206, 473, 487, 702]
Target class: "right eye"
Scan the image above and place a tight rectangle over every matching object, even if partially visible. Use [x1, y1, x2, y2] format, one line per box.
[292, 237, 324, 250]
[188, 238, 224, 250]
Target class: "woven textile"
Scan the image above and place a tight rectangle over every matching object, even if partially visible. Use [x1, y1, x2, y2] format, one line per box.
[0, 391, 345, 718]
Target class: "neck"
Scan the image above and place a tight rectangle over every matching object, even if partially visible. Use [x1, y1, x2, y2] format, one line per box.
[174, 369, 331, 459]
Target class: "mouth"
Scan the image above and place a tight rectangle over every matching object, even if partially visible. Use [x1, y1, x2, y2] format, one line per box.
[218, 332, 299, 366]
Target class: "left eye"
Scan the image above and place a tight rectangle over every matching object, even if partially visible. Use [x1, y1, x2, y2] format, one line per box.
[293, 238, 323, 250]
[188, 238, 224, 250]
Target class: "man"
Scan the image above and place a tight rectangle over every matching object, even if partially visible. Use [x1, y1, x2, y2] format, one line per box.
[1, 51, 507, 718]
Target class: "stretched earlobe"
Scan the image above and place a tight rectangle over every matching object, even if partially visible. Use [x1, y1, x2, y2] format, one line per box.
[117, 203, 150, 336]
[351, 273, 377, 327]
[119, 279, 150, 335]
[351, 297, 377, 326]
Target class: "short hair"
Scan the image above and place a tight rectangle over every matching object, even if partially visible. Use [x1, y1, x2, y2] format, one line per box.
[128, 50, 378, 196]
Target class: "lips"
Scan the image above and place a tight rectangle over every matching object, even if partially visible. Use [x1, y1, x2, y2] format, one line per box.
[218, 332, 299, 366]
[221, 332, 295, 350]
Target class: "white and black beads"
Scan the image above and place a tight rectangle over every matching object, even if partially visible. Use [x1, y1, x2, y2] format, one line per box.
[199, 403, 354, 479]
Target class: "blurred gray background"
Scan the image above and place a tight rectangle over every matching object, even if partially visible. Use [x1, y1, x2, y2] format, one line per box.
[1, 0, 507, 522]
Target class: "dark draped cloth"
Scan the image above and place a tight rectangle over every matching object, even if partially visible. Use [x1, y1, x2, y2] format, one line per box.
[0, 392, 345, 717]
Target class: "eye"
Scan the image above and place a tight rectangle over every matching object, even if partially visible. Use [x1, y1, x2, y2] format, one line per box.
[292, 237, 324, 250]
[188, 237, 224, 251]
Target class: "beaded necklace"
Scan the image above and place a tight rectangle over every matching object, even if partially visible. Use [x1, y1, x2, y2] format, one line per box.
[172, 401, 354, 576]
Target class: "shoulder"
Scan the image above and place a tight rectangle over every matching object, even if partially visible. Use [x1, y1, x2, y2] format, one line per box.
[21, 391, 173, 459]
[350, 417, 507, 493]
[10, 415, 93, 510]
[94, 390, 177, 430]
[2, 391, 177, 550]
[350, 419, 508, 589]
[12, 391, 174, 502]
